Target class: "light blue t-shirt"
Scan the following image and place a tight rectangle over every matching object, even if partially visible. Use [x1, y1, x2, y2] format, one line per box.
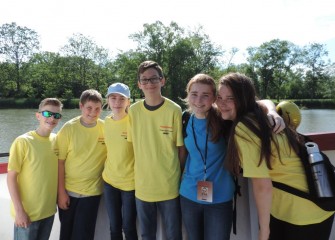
[180, 115, 235, 204]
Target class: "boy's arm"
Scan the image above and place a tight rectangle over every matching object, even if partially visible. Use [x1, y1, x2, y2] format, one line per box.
[7, 170, 31, 227]
[57, 159, 70, 210]
[251, 178, 272, 240]
[258, 99, 285, 133]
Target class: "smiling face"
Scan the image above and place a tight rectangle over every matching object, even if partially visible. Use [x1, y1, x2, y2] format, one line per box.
[138, 68, 165, 97]
[187, 77, 216, 119]
[36, 105, 62, 133]
[216, 84, 237, 121]
[107, 93, 129, 118]
[80, 100, 102, 125]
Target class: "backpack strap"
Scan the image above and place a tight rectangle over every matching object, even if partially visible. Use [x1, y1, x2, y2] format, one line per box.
[273, 133, 335, 211]
[182, 111, 191, 138]
[272, 181, 311, 200]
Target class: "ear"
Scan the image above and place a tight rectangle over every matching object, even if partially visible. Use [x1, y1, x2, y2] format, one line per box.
[160, 77, 166, 87]
[79, 102, 83, 110]
[137, 81, 142, 89]
[35, 112, 41, 121]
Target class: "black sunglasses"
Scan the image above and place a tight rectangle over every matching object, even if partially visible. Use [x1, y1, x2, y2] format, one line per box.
[40, 111, 62, 119]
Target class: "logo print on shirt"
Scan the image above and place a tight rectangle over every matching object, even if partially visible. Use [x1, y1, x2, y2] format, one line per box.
[121, 131, 127, 140]
[160, 125, 173, 135]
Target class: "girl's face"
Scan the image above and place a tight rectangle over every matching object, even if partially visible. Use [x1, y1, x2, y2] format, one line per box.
[216, 84, 236, 121]
[108, 93, 129, 116]
[80, 100, 102, 125]
[188, 83, 216, 119]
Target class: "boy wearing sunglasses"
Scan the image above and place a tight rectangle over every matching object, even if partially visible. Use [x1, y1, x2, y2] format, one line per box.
[7, 98, 63, 240]
[56, 89, 107, 240]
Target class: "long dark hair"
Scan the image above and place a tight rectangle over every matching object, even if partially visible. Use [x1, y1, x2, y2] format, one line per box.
[219, 73, 303, 175]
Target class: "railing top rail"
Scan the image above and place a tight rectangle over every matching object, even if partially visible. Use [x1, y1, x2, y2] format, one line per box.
[0, 153, 9, 158]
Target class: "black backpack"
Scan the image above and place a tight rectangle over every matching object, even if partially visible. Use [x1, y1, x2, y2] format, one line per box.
[181, 111, 241, 234]
[272, 134, 335, 211]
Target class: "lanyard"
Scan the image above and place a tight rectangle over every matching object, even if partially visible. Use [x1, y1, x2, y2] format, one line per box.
[191, 115, 208, 180]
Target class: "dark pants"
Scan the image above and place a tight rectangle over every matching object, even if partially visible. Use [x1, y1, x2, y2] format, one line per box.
[58, 195, 101, 240]
[136, 197, 182, 240]
[180, 196, 233, 240]
[269, 214, 334, 240]
[14, 215, 54, 240]
[104, 182, 138, 240]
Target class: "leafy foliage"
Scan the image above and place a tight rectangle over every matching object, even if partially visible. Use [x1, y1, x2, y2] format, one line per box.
[0, 22, 334, 106]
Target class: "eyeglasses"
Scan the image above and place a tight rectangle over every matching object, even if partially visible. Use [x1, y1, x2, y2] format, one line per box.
[139, 76, 161, 85]
[40, 111, 62, 119]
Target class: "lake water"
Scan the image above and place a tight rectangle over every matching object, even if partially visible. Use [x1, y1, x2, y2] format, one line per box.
[1, 109, 335, 162]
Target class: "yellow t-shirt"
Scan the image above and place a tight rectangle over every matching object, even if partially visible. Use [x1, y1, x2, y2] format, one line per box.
[57, 116, 107, 196]
[8, 131, 58, 221]
[235, 122, 334, 225]
[102, 115, 135, 191]
[128, 98, 184, 202]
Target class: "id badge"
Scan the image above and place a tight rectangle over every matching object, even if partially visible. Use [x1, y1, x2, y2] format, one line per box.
[197, 181, 213, 202]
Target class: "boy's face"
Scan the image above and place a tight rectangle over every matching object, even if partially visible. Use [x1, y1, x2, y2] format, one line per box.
[138, 68, 165, 96]
[36, 105, 62, 132]
[80, 100, 102, 125]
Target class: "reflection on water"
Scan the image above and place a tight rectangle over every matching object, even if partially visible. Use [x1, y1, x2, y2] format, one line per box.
[1, 109, 335, 161]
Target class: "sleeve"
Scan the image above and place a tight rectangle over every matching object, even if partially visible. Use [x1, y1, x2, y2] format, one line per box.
[174, 107, 184, 147]
[8, 137, 26, 173]
[127, 109, 133, 143]
[235, 123, 270, 178]
[56, 124, 70, 160]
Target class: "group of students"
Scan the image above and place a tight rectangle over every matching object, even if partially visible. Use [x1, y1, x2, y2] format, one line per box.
[7, 60, 334, 240]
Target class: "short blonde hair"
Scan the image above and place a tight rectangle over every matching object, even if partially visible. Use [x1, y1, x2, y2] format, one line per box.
[38, 98, 63, 112]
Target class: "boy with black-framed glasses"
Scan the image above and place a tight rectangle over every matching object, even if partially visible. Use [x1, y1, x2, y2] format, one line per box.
[127, 60, 184, 239]
[7, 98, 63, 240]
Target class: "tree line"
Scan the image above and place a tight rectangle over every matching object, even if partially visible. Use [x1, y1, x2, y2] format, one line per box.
[1, 21, 335, 107]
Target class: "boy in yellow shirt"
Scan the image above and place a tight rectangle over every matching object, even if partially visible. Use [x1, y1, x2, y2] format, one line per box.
[127, 61, 184, 239]
[7, 98, 63, 240]
[57, 89, 107, 240]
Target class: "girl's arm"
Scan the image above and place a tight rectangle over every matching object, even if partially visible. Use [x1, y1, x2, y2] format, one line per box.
[251, 177, 272, 240]
[258, 99, 285, 133]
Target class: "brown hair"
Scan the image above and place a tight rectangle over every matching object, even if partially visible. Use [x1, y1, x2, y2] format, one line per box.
[218, 72, 303, 175]
[137, 60, 164, 81]
[80, 89, 103, 105]
[185, 73, 225, 143]
[38, 98, 63, 112]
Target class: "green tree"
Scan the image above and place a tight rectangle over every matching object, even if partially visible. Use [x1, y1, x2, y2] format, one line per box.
[129, 21, 223, 103]
[302, 43, 330, 99]
[0, 22, 40, 95]
[60, 33, 110, 95]
[247, 39, 301, 99]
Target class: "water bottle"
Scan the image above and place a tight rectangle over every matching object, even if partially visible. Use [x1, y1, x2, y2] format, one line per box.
[305, 142, 334, 198]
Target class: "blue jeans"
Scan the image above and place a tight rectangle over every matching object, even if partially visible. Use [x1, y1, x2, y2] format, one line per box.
[14, 215, 54, 240]
[104, 182, 138, 240]
[136, 197, 182, 240]
[58, 195, 101, 240]
[180, 196, 233, 240]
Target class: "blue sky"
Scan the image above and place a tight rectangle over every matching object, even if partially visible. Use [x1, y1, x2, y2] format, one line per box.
[1, 0, 335, 63]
